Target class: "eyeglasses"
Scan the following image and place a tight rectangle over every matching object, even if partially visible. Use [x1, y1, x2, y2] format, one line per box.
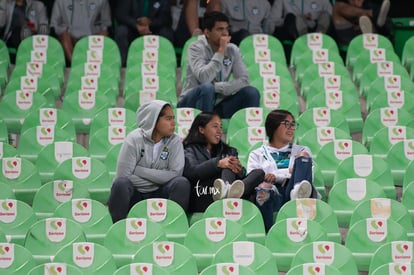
[280, 120, 298, 129]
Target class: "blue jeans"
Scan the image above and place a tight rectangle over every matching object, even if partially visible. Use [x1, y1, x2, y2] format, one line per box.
[257, 156, 315, 232]
[178, 83, 260, 118]
[107, 176, 191, 223]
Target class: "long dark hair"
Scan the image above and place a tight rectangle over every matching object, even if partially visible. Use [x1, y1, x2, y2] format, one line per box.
[265, 109, 294, 143]
[183, 112, 234, 157]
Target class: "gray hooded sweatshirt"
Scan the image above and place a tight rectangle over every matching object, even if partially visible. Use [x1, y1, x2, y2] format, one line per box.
[115, 100, 185, 193]
[50, 0, 111, 39]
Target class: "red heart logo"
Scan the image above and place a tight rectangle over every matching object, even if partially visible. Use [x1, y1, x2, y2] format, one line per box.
[398, 128, 403, 133]
[402, 266, 407, 271]
[142, 266, 148, 272]
[378, 221, 383, 227]
[217, 221, 222, 226]
[57, 267, 62, 272]
[49, 110, 54, 115]
[344, 142, 349, 147]
[4, 246, 9, 252]
[137, 221, 142, 227]
[12, 161, 17, 166]
[322, 110, 327, 115]
[390, 110, 394, 115]
[165, 245, 170, 251]
[186, 110, 190, 115]
[82, 159, 87, 165]
[326, 130, 331, 134]
[233, 202, 238, 207]
[46, 128, 51, 133]
[325, 245, 330, 251]
[85, 246, 90, 251]
[315, 267, 320, 272]
[403, 244, 409, 250]
[88, 93, 92, 97]
[118, 128, 123, 133]
[158, 202, 163, 207]
[229, 267, 234, 272]
[8, 202, 13, 208]
[82, 202, 88, 208]
[57, 221, 62, 227]
[25, 93, 30, 97]
[118, 111, 122, 115]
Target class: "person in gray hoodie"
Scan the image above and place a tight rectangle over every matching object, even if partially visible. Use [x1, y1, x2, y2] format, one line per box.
[50, 0, 111, 63]
[0, 0, 49, 49]
[177, 11, 260, 119]
[107, 100, 191, 223]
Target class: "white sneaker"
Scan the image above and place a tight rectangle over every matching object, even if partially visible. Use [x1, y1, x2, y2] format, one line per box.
[290, 180, 312, 199]
[213, 179, 229, 201]
[227, 180, 245, 198]
[377, 0, 390, 27]
[359, 15, 373, 34]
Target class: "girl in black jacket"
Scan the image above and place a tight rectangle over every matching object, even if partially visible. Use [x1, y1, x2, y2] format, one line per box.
[183, 112, 264, 212]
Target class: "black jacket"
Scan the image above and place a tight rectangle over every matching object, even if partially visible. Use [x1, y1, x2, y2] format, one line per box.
[183, 143, 238, 212]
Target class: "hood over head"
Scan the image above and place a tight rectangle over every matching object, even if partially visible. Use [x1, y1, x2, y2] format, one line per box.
[136, 100, 171, 139]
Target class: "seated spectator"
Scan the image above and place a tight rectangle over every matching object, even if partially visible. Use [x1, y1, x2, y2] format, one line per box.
[114, 0, 174, 67]
[174, 0, 221, 48]
[332, 0, 391, 46]
[182, 112, 264, 212]
[0, 0, 49, 50]
[247, 109, 321, 232]
[177, 11, 260, 119]
[221, 0, 272, 45]
[268, 0, 333, 41]
[50, 0, 111, 64]
[107, 100, 191, 223]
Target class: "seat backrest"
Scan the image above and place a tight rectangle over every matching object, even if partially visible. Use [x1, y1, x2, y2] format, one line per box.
[349, 198, 413, 239]
[0, 199, 37, 245]
[226, 108, 269, 141]
[0, 181, 16, 199]
[239, 34, 287, 65]
[53, 198, 113, 244]
[212, 241, 278, 274]
[0, 90, 48, 134]
[365, 74, 414, 106]
[127, 198, 189, 244]
[368, 89, 414, 114]
[103, 143, 122, 181]
[314, 139, 368, 187]
[291, 241, 358, 274]
[36, 141, 90, 184]
[0, 141, 17, 158]
[370, 262, 414, 275]
[89, 107, 137, 135]
[298, 127, 351, 158]
[265, 218, 328, 272]
[369, 126, 414, 158]
[0, 242, 37, 274]
[386, 139, 414, 186]
[24, 217, 86, 264]
[133, 241, 198, 274]
[227, 127, 266, 167]
[202, 199, 266, 244]
[362, 107, 412, 148]
[403, 160, 414, 191]
[174, 107, 202, 141]
[296, 108, 350, 142]
[53, 157, 111, 204]
[0, 157, 42, 204]
[184, 217, 247, 272]
[328, 178, 387, 227]
[275, 198, 341, 244]
[32, 180, 90, 219]
[368, 241, 414, 274]
[286, 262, 342, 275]
[17, 125, 76, 163]
[333, 154, 396, 199]
[103, 217, 167, 267]
[53, 242, 117, 275]
[345, 217, 408, 272]
[0, 120, 9, 144]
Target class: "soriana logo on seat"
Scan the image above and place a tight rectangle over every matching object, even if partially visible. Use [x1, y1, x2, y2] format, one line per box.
[39, 108, 58, 125]
[16, 90, 33, 110]
[73, 242, 94, 268]
[2, 157, 21, 179]
[334, 139, 353, 160]
[252, 34, 268, 48]
[108, 125, 126, 145]
[0, 199, 17, 223]
[86, 49, 103, 64]
[286, 218, 308, 242]
[177, 108, 195, 125]
[78, 90, 96, 110]
[223, 199, 242, 221]
[33, 35, 49, 49]
[30, 49, 47, 63]
[0, 243, 14, 268]
[43, 263, 68, 275]
[144, 35, 160, 49]
[53, 180, 74, 203]
[71, 199, 92, 223]
[108, 108, 126, 125]
[147, 198, 166, 222]
[130, 263, 154, 274]
[366, 217, 387, 242]
[72, 157, 91, 179]
[88, 35, 104, 50]
[312, 241, 334, 264]
[215, 263, 240, 275]
[302, 263, 326, 275]
[46, 218, 66, 242]
[363, 33, 378, 49]
[387, 263, 411, 275]
[263, 90, 280, 109]
[126, 218, 147, 242]
[307, 33, 323, 49]
[26, 62, 43, 77]
[36, 125, 55, 146]
[391, 241, 413, 262]
[153, 241, 174, 267]
[205, 218, 226, 242]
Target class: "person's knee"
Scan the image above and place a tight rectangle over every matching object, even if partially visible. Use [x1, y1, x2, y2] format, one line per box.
[172, 176, 191, 193]
[199, 82, 215, 94]
[111, 177, 133, 193]
[242, 86, 260, 104]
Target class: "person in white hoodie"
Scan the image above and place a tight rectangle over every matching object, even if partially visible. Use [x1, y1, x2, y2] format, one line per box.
[247, 109, 319, 231]
[107, 100, 191, 223]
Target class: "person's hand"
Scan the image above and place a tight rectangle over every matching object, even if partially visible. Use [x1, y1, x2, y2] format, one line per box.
[218, 156, 242, 174]
[264, 173, 276, 183]
[218, 35, 231, 54]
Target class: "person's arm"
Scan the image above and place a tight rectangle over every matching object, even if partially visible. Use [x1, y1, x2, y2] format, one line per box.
[97, 0, 111, 34]
[184, 0, 221, 36]
[133, 136, 185, 184]
[50, 0, 67, 35]
[187, 41, 222, 83]
[34, 1, 48, 30]
[214, 46, 250, 96]
[114, 0, 137, 29]
[333, 1, 372, 25]
[183, 146, 221, 182]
